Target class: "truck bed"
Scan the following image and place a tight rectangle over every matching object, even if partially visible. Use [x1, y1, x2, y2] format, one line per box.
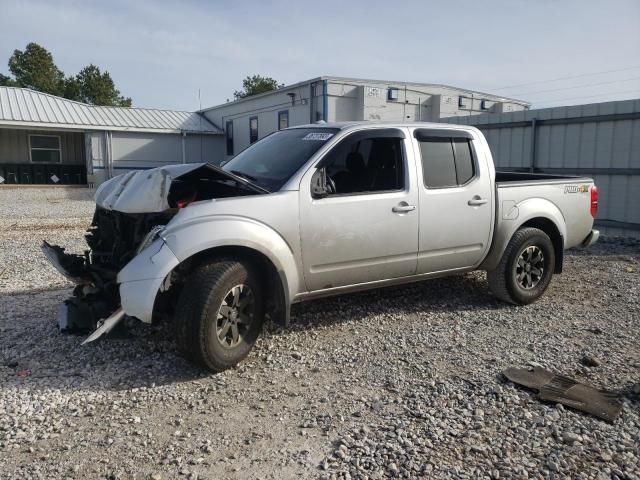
[495, 171, 592, 185]
[494, 171, 595, 251]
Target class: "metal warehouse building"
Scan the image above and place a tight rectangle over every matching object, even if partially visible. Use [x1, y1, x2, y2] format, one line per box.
[443, 98, 640, 238]
[200, 76, 530, 162]
[0, 86, 223, 185]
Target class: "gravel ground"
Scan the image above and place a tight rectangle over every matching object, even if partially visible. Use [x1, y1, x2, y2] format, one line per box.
[0, 187, 639, 480]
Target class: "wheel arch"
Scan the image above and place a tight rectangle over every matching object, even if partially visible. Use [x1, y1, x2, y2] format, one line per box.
[169, 245, 290, 325]
[481, 198, 566, 273]
[118, 216, 300, 326]
[519, 217, 564, 273]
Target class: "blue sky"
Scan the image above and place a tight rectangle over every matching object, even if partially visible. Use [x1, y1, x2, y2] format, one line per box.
[1, 0, 639, 111]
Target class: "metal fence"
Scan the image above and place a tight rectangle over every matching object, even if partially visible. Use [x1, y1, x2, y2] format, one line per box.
[442, 98, 640, 238]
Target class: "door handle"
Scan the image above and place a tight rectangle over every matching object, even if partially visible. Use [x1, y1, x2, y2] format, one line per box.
[392, 203, 416, 213]
[467, 197, 488, 206]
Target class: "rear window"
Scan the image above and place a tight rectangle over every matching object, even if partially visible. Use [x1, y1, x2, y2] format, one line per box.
[418, 137, 476, 188]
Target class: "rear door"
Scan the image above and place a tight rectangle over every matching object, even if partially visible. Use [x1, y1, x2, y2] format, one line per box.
[299, 128, 419, 291]
[413, 128, 493, 273]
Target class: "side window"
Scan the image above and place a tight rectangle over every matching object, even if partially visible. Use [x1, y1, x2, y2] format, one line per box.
[225, 121, 233, 156]
[418, 138, 456, 188]
[323, 133, 405, 195]
[418, 136, 475, 188]
[278, 110, 289, 130]
[452, 138, 474, 185]
[249, 116, 258, 143]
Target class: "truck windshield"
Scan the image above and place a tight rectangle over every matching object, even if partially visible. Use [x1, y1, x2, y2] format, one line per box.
[221, 128, 339, 191]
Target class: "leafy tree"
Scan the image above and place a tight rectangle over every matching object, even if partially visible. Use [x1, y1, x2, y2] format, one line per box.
[62, 76, 81, 101]
[8, 42, 65, 95]
[0, 73, 17, 87]
[233, 75, 283, 100]
[69, 65, 132, 107]
[2, 42, 132, 106]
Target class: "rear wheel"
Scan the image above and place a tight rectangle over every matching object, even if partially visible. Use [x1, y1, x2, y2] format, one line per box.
[487, 227, 555, 305]
[175, 259, 265, 372]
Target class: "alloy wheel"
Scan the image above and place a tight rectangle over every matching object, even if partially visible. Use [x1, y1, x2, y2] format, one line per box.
[216, 284, 255, 348]
[514, 246, 545, 290]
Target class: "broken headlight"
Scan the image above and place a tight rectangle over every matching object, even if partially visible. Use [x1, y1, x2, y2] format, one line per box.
[136, 225, 166, 254]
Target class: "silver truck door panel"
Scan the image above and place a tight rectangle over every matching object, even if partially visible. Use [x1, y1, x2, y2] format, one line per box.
[413, 129, 494, 273]
[299, 132, 419, 291]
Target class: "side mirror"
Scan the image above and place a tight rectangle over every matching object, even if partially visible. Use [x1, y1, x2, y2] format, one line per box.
[311, 168, 329, 199]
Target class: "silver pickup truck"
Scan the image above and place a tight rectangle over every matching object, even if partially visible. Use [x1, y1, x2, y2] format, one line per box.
[42, 122, 599, 372]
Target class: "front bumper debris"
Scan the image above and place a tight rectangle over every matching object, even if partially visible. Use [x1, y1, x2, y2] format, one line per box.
[41, 241, 90, 284]
[82, 308, 126, 344]
[56, 294, 115, 333]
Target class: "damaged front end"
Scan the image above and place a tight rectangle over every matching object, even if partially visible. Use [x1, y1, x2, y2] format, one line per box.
[42, 207, 174, 335]
[42, 163, 265, 341]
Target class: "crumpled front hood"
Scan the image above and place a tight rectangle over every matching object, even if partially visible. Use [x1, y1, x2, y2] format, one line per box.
[95, 164, 204, 213]
[94, 163, 268, 214]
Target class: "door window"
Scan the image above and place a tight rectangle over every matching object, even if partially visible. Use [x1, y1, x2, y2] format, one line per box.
[323, 132, 405, 195]
[418, 136, 475, 188]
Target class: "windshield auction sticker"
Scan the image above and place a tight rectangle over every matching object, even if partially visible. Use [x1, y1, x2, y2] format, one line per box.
[302, 133, 334, 141]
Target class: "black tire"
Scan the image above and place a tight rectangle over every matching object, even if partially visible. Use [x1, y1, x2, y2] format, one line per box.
[487, 227, 555, 305]
[175, 258, 265, 372]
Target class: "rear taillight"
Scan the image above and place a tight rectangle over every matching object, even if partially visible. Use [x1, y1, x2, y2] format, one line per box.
[590, 185, 598, 218]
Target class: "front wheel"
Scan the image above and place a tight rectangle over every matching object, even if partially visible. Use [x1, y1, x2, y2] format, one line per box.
[175, 259, 265, 372]
[487, 227, 555, 305]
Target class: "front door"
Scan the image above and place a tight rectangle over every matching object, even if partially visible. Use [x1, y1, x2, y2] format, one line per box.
[299, 128, 419, 291]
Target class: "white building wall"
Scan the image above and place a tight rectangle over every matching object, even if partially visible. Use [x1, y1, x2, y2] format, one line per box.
[201, 81, 324, 160]
[325, 79, 527, 123]
[201, 77, 529, 162]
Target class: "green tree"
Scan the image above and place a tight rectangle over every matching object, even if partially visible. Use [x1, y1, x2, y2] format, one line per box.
[2, 42, 132, 107]
[69, 65, 132, 107]
[8, 42, 65, 95]
[62, 76, 81, 101]
[0, 73, 17, 86]
[233, 75, 283, 100]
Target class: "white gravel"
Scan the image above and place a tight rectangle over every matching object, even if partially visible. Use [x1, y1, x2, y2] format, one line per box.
[0, 186, 639, 480]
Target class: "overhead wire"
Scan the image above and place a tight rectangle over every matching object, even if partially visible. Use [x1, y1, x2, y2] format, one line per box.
[507, 77, 640, 97]
[532, 88, 640, 106]
[488, 65, 640, 91]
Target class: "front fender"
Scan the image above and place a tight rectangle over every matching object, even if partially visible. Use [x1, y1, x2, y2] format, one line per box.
[117, 240, 180, 323]
[481, 197, 566, 271]
[162, 215, 301, 305]
[116, 216, 301, 324]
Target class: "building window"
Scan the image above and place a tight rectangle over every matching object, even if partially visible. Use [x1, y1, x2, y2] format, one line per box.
[480, 99, 489, 110]
[30, 135, 61, 163]
[226, 120, 234, 156]
[249, 116, 258, 143]
[458, 96, 468, 109]
[278, 110, 289, 130]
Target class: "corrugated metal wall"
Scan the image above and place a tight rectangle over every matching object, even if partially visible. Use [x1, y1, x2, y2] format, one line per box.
[88, 131, 224, 185]
[0, 128, 86, 184]
[443, 99, 640, 238]
[0, 128, 84, 164]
